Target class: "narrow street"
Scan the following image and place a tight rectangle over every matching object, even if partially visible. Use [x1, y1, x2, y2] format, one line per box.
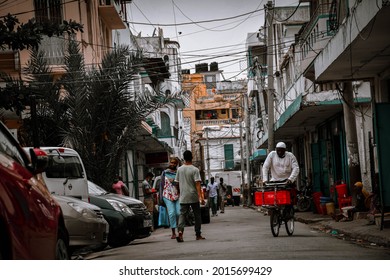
[84, 206, 390, 260]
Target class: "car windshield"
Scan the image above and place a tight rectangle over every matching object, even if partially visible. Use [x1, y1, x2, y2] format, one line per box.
[88, 181, 108, 195]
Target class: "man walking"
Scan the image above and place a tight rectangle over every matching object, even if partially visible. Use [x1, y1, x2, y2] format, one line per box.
[175, 150, 206, 242]
[206, 177, 219, 216]
[218, 177, 227, 213]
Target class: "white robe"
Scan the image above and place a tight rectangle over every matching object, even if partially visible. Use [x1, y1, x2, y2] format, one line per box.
[262, 151, 299, 182]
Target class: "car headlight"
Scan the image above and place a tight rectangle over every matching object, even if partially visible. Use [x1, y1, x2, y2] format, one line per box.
[68, 202, 98, 219]
[107, 199, 134, 215]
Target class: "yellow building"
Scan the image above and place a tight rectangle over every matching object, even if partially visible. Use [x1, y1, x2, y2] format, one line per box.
[181, 63, 246, 178]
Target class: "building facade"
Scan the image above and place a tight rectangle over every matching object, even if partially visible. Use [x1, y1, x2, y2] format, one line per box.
[247, 0, 390, 215]
[181, 63, 247, 183]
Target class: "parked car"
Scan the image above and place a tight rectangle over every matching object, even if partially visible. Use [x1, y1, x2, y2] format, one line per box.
[24, 147, 89, 202]
[88, 181, 152, 240]
[52, 195, 109, 253]
[152, 176, 210, 224]
[0, 121, 69, 259]
[87, 184, 138, 248]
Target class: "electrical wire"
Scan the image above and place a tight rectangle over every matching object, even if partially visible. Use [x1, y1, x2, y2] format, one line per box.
[132, 1, 157, 30]
[127, 5, 266, 27]
[273, 1, 302, 22]
[0, 0, 79, 17]
[171, 0, 265, 32]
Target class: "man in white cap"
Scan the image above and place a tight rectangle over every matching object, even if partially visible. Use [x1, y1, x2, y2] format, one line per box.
[262, 142, 299, 184]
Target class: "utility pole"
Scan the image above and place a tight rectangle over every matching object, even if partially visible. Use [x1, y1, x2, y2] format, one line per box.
[342, 81, 362, 205]
[244, 93, 252, 205]
[205, 127, 211, 182]
[239, 117, 245, 188]
[266, 1, 275, 152]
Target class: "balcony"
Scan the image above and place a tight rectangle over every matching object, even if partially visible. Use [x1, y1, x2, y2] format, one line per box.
[196, 93, 241, 104]
[314, 1, 390, 81]
[99, 0, 126, 29]
[39, 36, 66, 67]
[196, 119, 236, 127]
[297, 2, 333, 76]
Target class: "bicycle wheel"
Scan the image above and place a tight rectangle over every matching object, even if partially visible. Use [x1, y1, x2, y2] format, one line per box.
[270, 210, 280, 237]
[284, 206, 295, 236]
[297, 198, 311, 212]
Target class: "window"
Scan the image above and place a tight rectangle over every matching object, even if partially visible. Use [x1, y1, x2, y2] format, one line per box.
[158, 112, 171, 137]
[34, 0, 63, 25]
[232, 109, 239, 119]
[45, 155, 84, 178]
[204, 74, 216, 89]
[0, 126, 25, 166]
[224, 144, 234, 170]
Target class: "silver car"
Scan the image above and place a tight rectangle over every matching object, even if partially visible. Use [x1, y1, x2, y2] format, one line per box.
[53, 195, 109, 251]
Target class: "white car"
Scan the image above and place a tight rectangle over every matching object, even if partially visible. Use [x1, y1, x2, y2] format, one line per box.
[53, 195, 109, 252]
[24, 147, 89, 202]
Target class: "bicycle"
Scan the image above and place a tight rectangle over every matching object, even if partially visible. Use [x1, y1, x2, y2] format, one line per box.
[296, 177, 312, 212]
[257, 181, 295, 237]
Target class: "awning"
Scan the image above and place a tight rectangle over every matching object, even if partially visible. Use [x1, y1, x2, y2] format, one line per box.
[257, 92, 371, 148]
[250, 149, 267, 161]
[132, 121, 173, 154]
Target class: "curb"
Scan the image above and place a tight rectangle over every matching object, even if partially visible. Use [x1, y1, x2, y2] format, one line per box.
[296, 216, 390, 248]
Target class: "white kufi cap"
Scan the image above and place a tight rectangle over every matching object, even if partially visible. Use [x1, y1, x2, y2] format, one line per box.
[276, 142, 286, 149]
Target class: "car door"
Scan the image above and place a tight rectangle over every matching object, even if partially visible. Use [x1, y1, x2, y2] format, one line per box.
[0, 127, 57, 259]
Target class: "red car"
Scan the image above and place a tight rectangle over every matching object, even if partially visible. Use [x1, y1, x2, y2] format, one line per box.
[0, 121, 69, 259]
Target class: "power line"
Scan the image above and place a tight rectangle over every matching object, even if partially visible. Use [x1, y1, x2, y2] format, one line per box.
[132, 0, 157, 30]
[0, 0, 79, 18]
[127, 6, 266, 27]
[171, 0, 265, 33]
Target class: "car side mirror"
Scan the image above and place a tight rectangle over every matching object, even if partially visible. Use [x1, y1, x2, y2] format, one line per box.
[29, 148, 49, 174]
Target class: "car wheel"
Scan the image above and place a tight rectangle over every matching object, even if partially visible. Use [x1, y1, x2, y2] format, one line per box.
[56, 227, 70, 260]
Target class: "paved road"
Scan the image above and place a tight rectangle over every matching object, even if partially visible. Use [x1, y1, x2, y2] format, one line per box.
[84, 206, 390, 260]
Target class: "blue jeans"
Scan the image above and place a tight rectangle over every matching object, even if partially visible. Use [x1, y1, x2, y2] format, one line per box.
[210, 196, 218, 214]
[163, 197, 180, 229]
[178, 202, 202, 237]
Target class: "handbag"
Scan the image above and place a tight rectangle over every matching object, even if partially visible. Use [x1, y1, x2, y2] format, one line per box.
[158, 205, 169, 227]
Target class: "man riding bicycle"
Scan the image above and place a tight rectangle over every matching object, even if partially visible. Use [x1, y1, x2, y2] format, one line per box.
[261, 142, 299, 195]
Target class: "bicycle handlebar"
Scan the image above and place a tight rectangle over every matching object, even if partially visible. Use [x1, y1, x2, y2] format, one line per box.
[264, 182, 288, 186]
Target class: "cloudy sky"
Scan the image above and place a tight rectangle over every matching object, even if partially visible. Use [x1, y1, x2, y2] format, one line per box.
[128, 0, 299, 80]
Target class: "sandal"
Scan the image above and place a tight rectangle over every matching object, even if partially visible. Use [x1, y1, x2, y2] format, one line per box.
[171, 234, 177, 239]
[176, 232, 184, 242]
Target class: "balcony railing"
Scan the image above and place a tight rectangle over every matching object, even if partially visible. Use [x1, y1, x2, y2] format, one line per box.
[297, 2, 333, 71]
[196, 93, 241, 104]
[298, 2, 333, 43]
[39, 36, 66, 66]
[196, 119, 237, 126]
